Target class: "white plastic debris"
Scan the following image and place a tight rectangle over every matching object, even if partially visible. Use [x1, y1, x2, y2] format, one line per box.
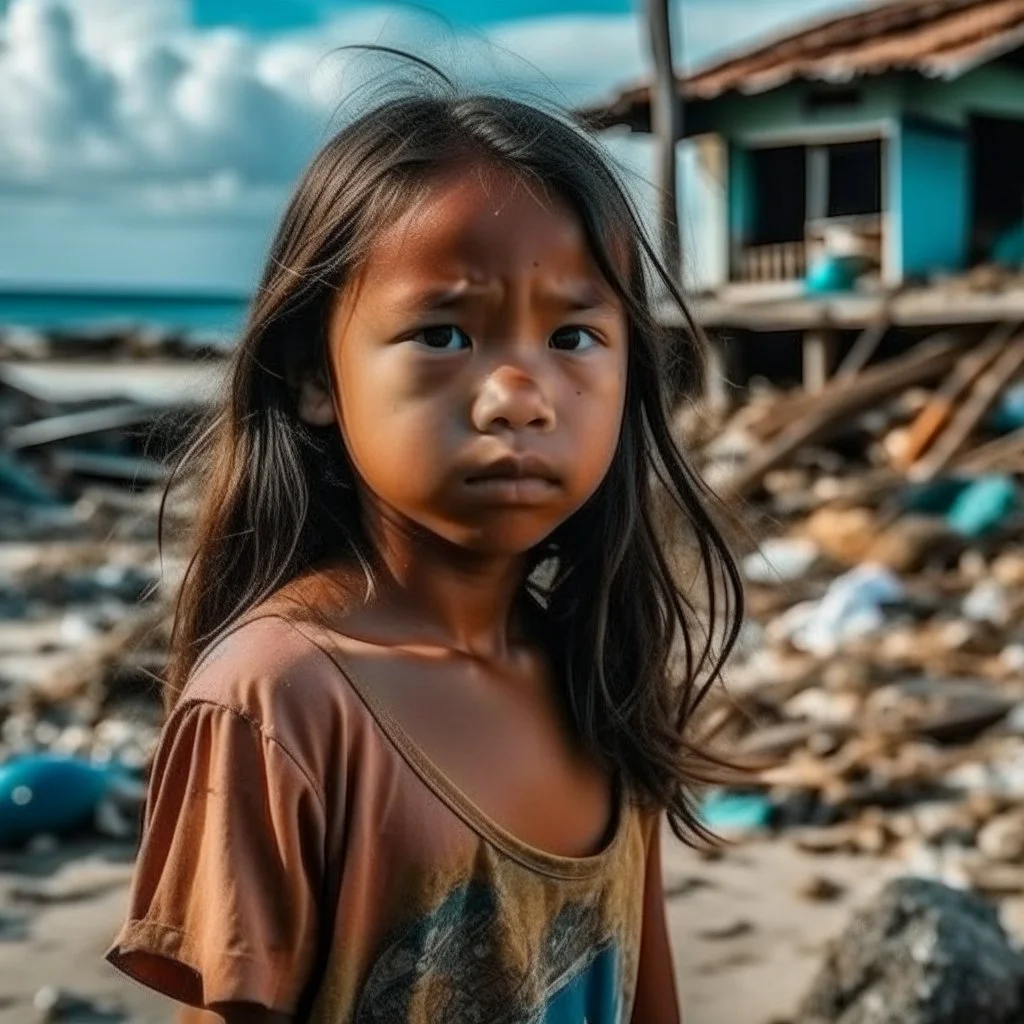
[742, 537, 820, 585]
[775, 564, 905, 657]
[962, 580, 1010, 626]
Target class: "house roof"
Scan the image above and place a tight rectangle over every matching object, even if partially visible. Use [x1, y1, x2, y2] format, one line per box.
[581, 0, 1024, 130]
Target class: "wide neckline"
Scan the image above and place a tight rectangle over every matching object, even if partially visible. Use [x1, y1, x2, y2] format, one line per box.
[287, 616, 630, 882]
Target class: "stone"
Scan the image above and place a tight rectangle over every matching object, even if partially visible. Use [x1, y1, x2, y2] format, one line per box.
[978, 810, 1024, 864]
[795, 877, 1024, 1024]
[801, 508, 878, 567]
[866, 517, 961, 574]
[797, 875, 846, 903]
[992, 550, 1024, 587]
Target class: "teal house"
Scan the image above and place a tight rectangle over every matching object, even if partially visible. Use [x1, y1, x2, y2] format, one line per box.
[584, 0, 1024, 292]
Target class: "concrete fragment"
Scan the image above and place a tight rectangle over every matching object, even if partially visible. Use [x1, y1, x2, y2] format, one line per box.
[796, 877, 1024, 1024]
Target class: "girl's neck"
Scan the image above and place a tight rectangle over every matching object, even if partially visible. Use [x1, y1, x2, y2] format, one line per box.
[358, 504, 532, 662]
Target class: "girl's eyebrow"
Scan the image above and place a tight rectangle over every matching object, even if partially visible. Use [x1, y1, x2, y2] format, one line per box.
[537, 280, 618, 313]
[404, 282, 495, 311]
[402, 279, 618, 314]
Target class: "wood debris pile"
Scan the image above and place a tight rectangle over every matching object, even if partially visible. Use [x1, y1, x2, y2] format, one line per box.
[684, 322, 1024, 896]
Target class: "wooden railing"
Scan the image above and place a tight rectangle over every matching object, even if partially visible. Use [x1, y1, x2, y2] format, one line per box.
[735, 240, 808, 283]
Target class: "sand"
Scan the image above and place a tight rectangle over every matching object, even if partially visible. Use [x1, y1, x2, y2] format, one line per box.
[0, 834, 923, 1024]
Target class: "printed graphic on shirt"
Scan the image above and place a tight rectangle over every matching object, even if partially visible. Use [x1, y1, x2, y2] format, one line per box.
[354, 881, 625, 1024]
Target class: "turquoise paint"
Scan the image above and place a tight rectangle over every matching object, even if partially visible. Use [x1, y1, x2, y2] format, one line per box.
[906, 63, 1024, 127]
[693, 61, 1024, 285]
[887, 129, 903, 281]
[727, 142, 753, 250]
[696, 78, 902, 143]
[899, 119, 968, 277]
[693, 66, 1024, 145]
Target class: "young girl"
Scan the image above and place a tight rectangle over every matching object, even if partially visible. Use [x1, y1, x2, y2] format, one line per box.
[106, 74, 743, 1024]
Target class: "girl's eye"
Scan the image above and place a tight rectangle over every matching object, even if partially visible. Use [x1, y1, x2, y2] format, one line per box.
[412, 325, 471, 351]
[550, 326, 600, 352]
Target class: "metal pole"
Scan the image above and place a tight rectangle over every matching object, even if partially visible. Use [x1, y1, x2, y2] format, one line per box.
[647, 0, 683, 284]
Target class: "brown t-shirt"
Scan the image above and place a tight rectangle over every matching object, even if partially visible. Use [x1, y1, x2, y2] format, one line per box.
[106, 613, 652, 1022]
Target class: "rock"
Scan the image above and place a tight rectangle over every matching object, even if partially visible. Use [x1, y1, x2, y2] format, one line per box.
[32, 986, 124, 1023]
[962, 581, 1010, 626]
[967, 863, 1024, 897]
[908, 802, 976, 847]
[992, 550, 1024, 587]
[796, 875, 846, 902]
[795, 877, 1024, 1024]
[801, 508, 878, 567]
[978, 810, 1024, 864]
[821, 659, 874, 695]
[866, 517, 960, 574]
[786, 688, 864, 726]
[0, 910, 28, 941]
[698, 918, 754, 940]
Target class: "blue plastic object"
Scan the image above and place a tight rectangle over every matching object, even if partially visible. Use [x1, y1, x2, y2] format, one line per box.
[897, 477, 973, 516]
[990, 384, 1024, 434]
[0, 755, 116, 847]
[700, 791, 773, 833]
[0, 454, 60, 506]
[805, 255, 862, 295]
[946, 476, 1019, 538]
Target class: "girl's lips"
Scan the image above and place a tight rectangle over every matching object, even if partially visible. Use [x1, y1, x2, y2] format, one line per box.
[463, 475, 561, 505]
[464, 453, 560, 484]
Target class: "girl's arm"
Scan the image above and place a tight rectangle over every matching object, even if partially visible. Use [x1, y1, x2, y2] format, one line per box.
[631, 818, 682, 1024]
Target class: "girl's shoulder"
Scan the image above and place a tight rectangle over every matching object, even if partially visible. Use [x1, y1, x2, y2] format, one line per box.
[176, 606, 359, 787]
[182, 564, 360, 710]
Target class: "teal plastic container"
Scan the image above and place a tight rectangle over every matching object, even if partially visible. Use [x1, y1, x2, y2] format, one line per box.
[946, 476, 1019, 538]
[0, 755, 115, 847]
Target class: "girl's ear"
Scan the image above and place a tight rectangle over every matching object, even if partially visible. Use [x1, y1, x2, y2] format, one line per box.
[297, 376, 336, 426]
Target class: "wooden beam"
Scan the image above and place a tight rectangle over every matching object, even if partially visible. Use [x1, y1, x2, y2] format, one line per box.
[909, 334, 1024, 482]
[834, 319, 889, 380]
[722, 340, 962, 499]
[803, 329, 838, 393]
[647, 0, 682, 282]
[704, 335, 739, 415]
[895, 321, 1018, 471]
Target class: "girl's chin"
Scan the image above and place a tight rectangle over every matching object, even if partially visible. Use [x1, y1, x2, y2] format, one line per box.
[429, 520, 561, 559]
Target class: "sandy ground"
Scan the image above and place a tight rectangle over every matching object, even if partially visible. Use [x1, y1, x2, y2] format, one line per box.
[0, 833, 928, 1024]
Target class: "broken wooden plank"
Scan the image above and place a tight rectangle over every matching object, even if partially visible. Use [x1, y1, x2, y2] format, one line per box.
[721, 340, 963, 499]
[834, 318, 889, 381]
[955, 425, 1024, 474]
[752, 328, 954, 442]
[5, 403, 157, 450]
[909, 334, 1024, 482]
[894, 322, 1017, 471]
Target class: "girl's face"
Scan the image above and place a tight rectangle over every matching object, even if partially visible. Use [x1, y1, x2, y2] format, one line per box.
[318, 162, 628, 556]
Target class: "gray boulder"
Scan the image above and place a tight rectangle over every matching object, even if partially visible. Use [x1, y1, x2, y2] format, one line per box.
[796, 877, 1024, 1024]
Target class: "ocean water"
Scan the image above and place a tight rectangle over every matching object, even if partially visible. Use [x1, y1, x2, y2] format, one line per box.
[0, 291, 250, 336]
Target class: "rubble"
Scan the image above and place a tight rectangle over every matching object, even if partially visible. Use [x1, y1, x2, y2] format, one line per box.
[795, 878, 1024, 1024]
[686, 326, 1024, 909]
[0, 331, 206, 852]
[4, 319, 1024, 1012]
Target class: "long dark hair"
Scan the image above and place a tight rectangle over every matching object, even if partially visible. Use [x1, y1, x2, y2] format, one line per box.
[162, 63, 745, 843]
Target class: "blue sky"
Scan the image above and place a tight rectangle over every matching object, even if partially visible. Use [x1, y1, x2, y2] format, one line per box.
[193, 0, 637, 32]
[0, 0, 859, 291]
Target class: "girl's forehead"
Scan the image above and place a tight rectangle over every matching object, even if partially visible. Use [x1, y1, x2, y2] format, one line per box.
[362, 164, 611, 284]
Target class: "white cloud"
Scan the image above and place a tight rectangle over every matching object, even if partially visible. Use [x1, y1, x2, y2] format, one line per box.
[0, 0, 862, 206]
[0, 0, 862, 289]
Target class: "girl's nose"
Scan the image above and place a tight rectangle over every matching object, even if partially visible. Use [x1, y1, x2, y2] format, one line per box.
[470, 365, 556, 434]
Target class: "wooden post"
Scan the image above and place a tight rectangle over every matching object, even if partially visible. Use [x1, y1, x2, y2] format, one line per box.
[803, 329, 838, 393]
[705, 334, 738, 416]
[647, 0, 683, 284]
